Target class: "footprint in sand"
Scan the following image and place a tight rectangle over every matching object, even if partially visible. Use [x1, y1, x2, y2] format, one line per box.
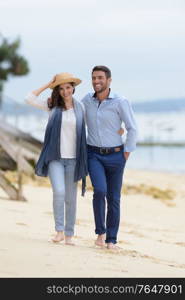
[168, 263, 185, 269]
[74, 235, 83, 239]
[16, 222, 28, 226]
[119, 240, 132, 245]
[95, 246, 124, 255]
[175, 242, 185, 247]
[126, 230, 145, 238]
[44, 211, 52, 215]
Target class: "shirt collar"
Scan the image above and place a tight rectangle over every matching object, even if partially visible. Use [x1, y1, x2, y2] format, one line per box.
[92, 89, 114, 100]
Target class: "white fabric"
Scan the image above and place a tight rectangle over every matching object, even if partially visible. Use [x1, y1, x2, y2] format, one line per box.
[60, 108, 76, 158]
[25, 92, 49, 111]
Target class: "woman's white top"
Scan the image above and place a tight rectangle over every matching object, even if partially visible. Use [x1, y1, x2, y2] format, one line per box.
[60, 108, 76, 158]
[25, 93, 76, 158]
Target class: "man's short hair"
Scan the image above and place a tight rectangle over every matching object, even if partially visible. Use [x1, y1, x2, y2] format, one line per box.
[92, 65, 111, 79]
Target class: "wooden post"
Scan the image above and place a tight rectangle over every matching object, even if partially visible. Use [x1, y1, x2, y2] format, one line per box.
[0, 170, 26, 201]
[17, 143, 23, 201]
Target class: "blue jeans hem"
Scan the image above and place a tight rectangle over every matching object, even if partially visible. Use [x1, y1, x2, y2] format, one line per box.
[65, 231, 74, 237]
[95, 230, 106, 235]
[105, 239, 117, 244]
[55, 227, 64, 232]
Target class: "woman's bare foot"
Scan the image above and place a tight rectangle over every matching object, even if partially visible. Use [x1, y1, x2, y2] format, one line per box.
[52, 231, 64, 243]
[107, 243, 122, 251]
[65, 236, 75, 246]
[95, 234, 106, 247]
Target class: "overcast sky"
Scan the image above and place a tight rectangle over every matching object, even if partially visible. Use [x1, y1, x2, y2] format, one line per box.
[0, 0, 185, 103]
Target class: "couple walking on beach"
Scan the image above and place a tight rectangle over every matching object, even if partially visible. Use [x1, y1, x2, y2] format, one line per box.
[25, 65, 138, 250]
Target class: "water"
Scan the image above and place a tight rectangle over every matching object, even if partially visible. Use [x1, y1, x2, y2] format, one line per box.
[4, 113, 185, 174]
[1, 98, 185, 174]
[126, 145, 185, 174]
[135, 112, 185, 143]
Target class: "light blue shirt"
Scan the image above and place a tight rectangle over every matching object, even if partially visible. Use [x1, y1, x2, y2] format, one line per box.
[81, 90, 138, 152]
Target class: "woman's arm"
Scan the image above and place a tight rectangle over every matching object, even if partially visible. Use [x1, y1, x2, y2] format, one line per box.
[25, 77, 56, 111]
[32, 79, 54, 96]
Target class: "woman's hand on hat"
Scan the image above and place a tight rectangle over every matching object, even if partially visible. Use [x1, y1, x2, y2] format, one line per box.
[51, 75, 57, 83]
[46, 75, 57, 88]
[31, 75, 57, 95]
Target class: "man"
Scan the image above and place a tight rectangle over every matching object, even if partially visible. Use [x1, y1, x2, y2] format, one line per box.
[81, 66, 138, 250]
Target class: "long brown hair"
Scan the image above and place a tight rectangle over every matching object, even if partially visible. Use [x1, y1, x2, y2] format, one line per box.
[48, 82, 75, 110]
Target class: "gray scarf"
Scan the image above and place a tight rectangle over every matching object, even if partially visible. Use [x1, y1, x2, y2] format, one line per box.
[35, 99, 88, 195]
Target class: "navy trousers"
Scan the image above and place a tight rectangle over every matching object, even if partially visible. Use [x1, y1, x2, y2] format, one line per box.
[87, 147, 126, 244]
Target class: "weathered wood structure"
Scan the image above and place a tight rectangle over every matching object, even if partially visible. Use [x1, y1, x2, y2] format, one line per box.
[0, 120, 42, 201]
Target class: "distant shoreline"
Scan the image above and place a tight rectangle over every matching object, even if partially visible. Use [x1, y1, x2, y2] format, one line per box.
[137, 142, 185, 147]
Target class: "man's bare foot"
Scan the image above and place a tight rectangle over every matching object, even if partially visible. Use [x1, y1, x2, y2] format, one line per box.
[52, 231, 64, 243]
[65, 236, 75, 246]
[107, 243, 121, 251]
[95, 234, 106, 247]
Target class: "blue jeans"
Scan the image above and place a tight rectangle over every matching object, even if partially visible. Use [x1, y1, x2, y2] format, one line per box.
[88, 148, 126, 244]
[48, 159, 77, 236]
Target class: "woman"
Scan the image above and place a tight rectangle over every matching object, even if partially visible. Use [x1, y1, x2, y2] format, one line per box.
[25, 72, 88, 245]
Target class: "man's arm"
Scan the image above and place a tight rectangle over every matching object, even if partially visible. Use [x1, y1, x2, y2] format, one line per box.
[117, 98, 138, 159]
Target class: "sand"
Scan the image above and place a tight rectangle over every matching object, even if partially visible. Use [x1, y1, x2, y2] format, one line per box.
[0, 168, 185, 278]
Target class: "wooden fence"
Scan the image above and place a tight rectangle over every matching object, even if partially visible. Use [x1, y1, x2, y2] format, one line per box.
[0, 120, 42, 201]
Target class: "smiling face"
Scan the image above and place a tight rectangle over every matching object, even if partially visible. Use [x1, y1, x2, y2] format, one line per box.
[58, 82, 74, 101]
[92, 70, 112, 94]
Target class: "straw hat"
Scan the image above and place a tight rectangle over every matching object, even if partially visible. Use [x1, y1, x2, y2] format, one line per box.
[49, 72, 82, 89]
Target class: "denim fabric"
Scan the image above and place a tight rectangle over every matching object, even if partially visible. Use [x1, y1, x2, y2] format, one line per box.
[87, 147, 126, 244]
[48, 159, 77, 236]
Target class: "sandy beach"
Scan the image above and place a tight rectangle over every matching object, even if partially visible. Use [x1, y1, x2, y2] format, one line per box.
[0, 168, 185, 278]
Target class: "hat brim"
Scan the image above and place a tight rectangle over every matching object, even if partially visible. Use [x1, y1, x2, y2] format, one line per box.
[49, 78, 82, 89]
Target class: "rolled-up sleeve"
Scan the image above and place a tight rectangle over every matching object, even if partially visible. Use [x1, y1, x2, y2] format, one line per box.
[118, 98, 138, 152]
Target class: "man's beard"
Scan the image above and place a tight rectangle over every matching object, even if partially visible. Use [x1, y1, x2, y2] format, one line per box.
[94, 85, 108, 94]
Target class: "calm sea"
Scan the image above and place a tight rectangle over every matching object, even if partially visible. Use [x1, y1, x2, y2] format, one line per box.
[1, 97, 185, 174]
[126, 145, 185, 174]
